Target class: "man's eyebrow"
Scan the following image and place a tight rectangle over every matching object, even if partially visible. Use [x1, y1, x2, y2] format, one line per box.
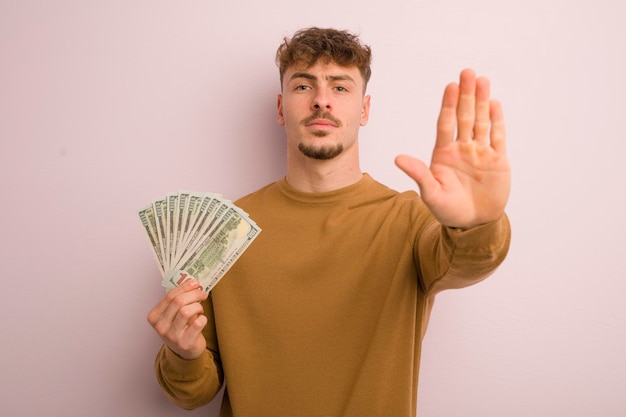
[288, 72, 356, 83]
[289, 72, 317, 82]
[327, 74, 356, 83]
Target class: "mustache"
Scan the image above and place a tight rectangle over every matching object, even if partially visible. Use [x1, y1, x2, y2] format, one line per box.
[301, 110, 342, 127]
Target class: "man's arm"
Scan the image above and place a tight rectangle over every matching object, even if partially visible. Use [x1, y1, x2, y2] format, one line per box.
[397, 69, 511, 292]
[147, 279, 223, 409]
[416, 214, 511, 294]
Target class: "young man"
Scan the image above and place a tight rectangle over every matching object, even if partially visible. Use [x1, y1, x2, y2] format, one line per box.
[148, 27, 511, 416]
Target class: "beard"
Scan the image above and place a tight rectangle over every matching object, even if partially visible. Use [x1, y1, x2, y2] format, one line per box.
[298, 136, 344, 160]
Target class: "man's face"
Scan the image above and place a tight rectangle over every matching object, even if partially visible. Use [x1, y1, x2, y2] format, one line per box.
[278, 61, 370, 161]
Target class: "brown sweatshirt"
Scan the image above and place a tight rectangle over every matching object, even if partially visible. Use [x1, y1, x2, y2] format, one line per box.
[155, 174, 511, 416]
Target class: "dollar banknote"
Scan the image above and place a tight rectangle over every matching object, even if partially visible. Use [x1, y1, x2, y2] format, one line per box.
[138, 191, 261, 293]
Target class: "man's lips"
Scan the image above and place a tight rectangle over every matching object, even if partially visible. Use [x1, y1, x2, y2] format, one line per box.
[306, 119, 337, 127]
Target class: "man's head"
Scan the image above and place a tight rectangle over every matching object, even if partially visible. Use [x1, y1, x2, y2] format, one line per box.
[276, 28, 372, 165]
[276, 27, 372, 93]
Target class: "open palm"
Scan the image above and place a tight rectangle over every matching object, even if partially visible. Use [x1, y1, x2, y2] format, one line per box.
[396, 69, 510, 229]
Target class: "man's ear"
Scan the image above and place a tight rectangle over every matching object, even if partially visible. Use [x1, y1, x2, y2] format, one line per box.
[360, 95, 371, 126]
[277, 94, 285, 126]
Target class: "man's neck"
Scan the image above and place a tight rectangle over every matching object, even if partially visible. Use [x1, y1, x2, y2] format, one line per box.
[285, 152, 363, 193]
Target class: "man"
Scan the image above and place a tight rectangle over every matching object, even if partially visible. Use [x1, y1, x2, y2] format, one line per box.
[147, 27, 511, 416]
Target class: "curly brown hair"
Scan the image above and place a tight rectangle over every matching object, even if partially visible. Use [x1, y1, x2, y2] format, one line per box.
[276, 27, 372, 92]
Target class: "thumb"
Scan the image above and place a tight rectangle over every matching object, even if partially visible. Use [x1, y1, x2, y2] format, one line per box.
[394, 154, 438, 197]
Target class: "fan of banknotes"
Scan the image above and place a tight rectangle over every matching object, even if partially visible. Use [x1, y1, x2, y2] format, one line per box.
[138, 191, 261, 293]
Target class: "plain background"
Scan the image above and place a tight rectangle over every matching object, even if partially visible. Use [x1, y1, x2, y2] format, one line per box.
[2, 0, 625, 416]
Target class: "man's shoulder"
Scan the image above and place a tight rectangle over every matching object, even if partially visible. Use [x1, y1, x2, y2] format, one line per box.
[234, 180, 281, 207]
[361, 174, 421, 205]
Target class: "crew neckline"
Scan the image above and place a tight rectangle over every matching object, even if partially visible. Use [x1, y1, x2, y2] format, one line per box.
[277, 173, 374, 204]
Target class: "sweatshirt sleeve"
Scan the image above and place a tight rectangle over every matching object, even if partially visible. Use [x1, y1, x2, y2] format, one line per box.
[153, 297, 224, 410]
[417, 213, 511, 295]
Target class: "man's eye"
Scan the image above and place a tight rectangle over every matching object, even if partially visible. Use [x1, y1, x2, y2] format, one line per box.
[295, 85, 310, 91]
[335, 86, 347, 92]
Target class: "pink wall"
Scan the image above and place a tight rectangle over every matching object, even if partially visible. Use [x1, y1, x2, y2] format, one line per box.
[2, 1, 625, 416]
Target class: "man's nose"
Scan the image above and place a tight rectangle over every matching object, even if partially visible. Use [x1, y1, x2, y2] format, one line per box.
[312, 89, 332, 110]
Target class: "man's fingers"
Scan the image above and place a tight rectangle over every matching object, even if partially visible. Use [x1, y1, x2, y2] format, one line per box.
[147, 284, 186, 327]
[489, 99, 506, 152]
[425, 70, 504, 152]
[173, 314, 208, 356]
[147, 279, 207, 334]
[395, 155, 439, 198]
[436, 83, 459, 148]
[456, 69, 477, 142]
[171, 301, 205, 336]
[146, 279, 209, 359]
[189, 314, 208, 333]
[473, 76, 491, 144]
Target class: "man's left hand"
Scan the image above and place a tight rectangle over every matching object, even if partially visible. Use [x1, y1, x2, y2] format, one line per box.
[395, 68, 511, 229]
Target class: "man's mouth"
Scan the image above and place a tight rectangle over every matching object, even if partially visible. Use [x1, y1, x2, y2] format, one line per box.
[306, 119, 337, 127]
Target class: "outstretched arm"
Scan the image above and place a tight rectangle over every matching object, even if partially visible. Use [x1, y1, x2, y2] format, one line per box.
[396, 69, 510, 229]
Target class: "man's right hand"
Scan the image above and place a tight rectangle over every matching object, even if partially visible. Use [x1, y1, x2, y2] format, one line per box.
[147, 278, 209, 360]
